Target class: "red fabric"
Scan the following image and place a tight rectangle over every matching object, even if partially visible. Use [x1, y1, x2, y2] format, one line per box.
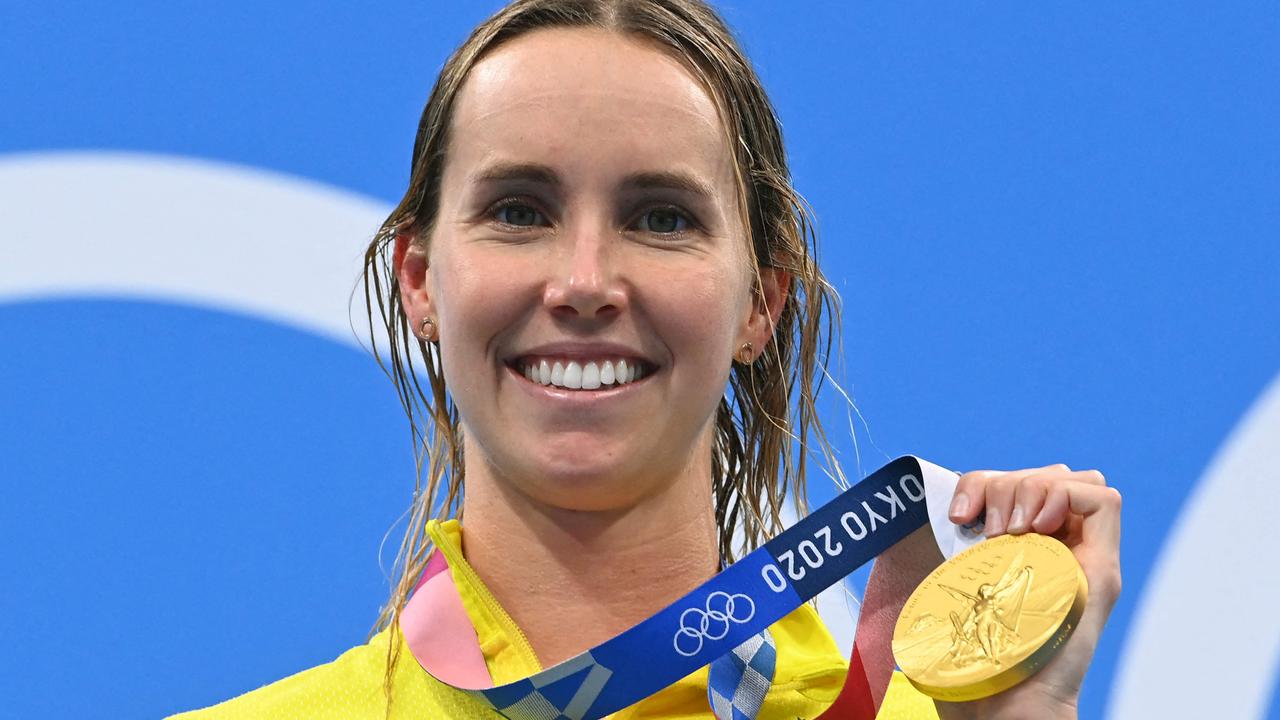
[818, 526, 946, 719]
[816, 644, 878, 719]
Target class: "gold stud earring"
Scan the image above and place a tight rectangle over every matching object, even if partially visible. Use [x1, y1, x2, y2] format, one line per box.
[736, 341, 754, 364]
[418, 317, 437, 342]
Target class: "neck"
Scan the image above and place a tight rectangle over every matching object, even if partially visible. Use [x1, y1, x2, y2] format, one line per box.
[458, 459, 720, 669]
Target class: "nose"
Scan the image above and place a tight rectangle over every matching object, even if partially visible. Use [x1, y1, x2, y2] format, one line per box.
[543, 223, 627, 320]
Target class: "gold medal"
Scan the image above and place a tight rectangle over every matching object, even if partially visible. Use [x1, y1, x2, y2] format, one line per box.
[891, 532, 1087, 701]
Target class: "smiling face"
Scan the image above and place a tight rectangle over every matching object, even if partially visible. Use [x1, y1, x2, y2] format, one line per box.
[398, 27, 782, 512]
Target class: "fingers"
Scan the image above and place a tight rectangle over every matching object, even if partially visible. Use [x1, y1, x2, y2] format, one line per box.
[982, 472, 1020, 536]
[1067, 482, 1123, 549]
[949, 465, 1111, 539]
[1051, 481, 1124, 612]
[950, 464, 1072, 535]
[1008, 473, 1051, 533]
[1020, 469, 1103, 533]
[1068, 468, 1108, 486]
[948, 471, 989, 524]
[1031, 481, 1071, 534]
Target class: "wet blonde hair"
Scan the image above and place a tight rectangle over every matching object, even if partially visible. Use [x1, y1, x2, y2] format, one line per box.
[358, 0, 846, 709]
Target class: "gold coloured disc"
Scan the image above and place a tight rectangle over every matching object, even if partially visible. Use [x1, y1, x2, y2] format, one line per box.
[891, 532, 1087, 702]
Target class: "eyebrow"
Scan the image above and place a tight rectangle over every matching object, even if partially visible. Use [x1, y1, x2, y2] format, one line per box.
[472, 161, 718, 202]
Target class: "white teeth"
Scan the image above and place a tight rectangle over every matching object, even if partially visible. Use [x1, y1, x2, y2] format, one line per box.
[518, 358, 646, 389]
[564, 362, 584, 389]
[581, 362, 601, 389]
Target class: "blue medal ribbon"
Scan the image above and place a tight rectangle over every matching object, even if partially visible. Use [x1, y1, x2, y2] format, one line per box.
[447, 455, 939, 720]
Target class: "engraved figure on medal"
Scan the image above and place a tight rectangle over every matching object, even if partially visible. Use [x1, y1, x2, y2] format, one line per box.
[936, 551, 1033, 668]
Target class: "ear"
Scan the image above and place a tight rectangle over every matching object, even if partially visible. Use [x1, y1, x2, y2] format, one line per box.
[394, 231, 435, 329]
[742, 266, 791, 358]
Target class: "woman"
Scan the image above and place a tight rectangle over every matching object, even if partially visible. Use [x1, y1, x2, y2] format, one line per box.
[171, 0, 1121, 718]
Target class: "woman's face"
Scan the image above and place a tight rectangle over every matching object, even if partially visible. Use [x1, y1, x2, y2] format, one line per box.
[399, 28, 782, 512]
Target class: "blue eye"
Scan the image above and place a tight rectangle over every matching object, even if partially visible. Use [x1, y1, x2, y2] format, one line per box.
[638, 207, 689, 234]
[494, 202, 544, 227]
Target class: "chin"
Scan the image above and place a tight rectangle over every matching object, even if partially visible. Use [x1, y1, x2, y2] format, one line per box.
[523, 462, 654, 512]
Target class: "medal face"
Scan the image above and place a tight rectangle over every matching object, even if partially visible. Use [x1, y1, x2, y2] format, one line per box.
[891, 532, 1087, 701]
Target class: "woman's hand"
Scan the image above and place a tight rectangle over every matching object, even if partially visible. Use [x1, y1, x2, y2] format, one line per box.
[933, 464, 1123, 720]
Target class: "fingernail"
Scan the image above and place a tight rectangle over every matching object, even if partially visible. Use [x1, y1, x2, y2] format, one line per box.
[1031, 507, 1046, 526]
[1009, 507, 1025, 532]
[986, 507, 1003, 536]
[949, 494, 969, 518]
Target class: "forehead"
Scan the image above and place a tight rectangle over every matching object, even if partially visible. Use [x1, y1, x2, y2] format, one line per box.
[446, 27, 736, 194]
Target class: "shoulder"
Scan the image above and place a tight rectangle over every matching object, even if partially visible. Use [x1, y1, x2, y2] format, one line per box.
[164, 630, 395, 720]
[164, 626, 489, 720]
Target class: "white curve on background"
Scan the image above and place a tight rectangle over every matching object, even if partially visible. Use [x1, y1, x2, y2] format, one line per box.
[1108, 371, 1280, 719]
[0, 151, 392, 349]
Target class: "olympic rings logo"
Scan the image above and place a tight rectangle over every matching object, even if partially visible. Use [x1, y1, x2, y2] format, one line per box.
[672, 591, 756, 657]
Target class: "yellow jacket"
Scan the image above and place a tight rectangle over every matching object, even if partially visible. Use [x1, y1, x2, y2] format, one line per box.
[169, 520, 937, 719]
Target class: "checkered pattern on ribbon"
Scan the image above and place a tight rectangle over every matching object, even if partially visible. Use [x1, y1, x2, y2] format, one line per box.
[479, 651, 614, 720]
[706, 629, 776, 720]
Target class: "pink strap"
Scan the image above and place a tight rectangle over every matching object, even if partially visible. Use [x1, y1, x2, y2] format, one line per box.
[400, 550, 495, 690]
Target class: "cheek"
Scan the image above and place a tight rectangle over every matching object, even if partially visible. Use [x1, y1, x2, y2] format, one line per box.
[643, 262, 747, 376]
[430, 246, 536, 384]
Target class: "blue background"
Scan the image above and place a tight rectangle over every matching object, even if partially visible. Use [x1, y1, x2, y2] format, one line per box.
[2, 2, 1277, 717]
